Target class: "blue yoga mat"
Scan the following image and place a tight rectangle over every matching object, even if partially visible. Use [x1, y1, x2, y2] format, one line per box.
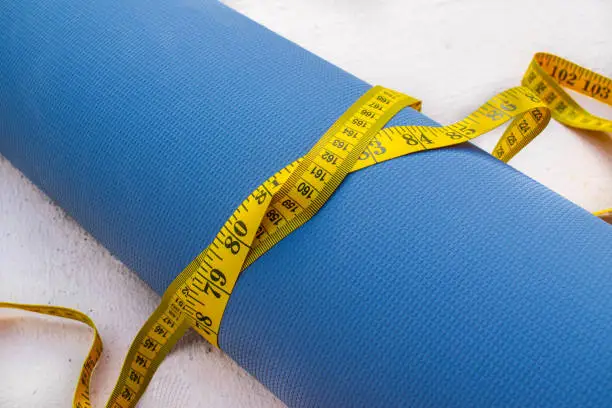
[2, 1, 612, 406]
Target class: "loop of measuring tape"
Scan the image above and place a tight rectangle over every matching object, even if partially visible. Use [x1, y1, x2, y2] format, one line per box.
[1, 53, 610, 407]
[0, 302, 104, 407]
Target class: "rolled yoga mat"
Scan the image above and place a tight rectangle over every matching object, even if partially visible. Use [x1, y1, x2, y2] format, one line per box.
[1, 0, 612, 406]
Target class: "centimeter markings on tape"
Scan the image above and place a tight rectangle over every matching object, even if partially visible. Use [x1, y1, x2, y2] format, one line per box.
[529, 53, 612, 128]
[104, 86, 420, 407]
[1, 53, 610, 408]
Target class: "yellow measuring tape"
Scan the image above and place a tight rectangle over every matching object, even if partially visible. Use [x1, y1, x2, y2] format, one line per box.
[1, 53, 610, 407]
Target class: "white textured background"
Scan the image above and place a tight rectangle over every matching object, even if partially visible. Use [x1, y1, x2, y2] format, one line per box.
[1, 0, 611, 406]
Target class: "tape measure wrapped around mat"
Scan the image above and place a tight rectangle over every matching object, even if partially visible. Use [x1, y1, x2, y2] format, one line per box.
[1, 0, 612, 406]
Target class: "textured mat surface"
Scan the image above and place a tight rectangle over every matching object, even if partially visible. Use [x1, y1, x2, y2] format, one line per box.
[1, 0, 612, 406]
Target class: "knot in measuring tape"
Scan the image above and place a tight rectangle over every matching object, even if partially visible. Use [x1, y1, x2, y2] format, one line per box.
[1, 53, 611, 407]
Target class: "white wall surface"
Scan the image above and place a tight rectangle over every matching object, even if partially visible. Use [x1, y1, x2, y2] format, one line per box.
[1, 1, 610, 406]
